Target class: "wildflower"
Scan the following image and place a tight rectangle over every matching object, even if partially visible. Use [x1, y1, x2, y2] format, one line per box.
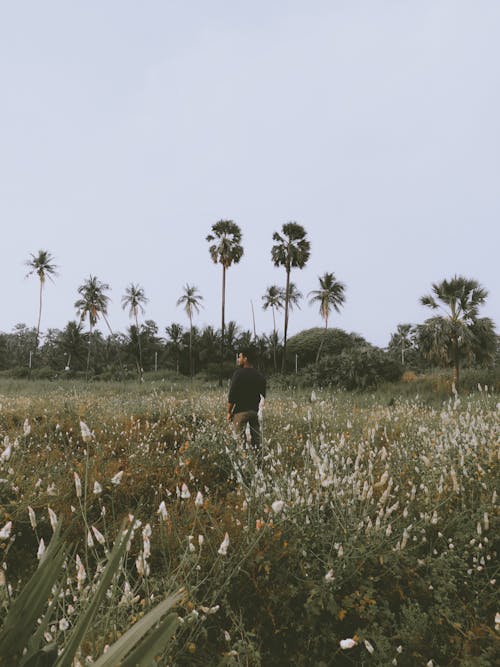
[180, 483, 191, 499]
[0, 521, 12, 540]
[76, 554, 86, 589]
[311, 390, 317, 402]
[200, 605, 220, 614]
[188, 536, 196, 553]
[218, 532, 230, 556]
[37, 538, 46, 559]
[224, 630, 231, 642]
[79, 421, 92, 443]
[87, 530, 94, 548]
[1, 443, 11, 461]
[195, 491, 204, 506]
[93, 481, 102, 495]
[495, 612, 500, 632]
[47, 482, 56, 496]
[364, 639, 375, 654]
[157, 501, 168, 521]
[48, 508, 58, 532]
[324, 569, 335, 582]
[59, 618, 69, 631]
[340, 638, 357, 649]
[111, 470, 124, 485]
[271, 500, 285, 514]
[28, 506, 37, 530]
[74, 472, 82, 498]
[23, 418, 31, 436]
[91, 526, 106, 545]
[198, 534, 204, 547]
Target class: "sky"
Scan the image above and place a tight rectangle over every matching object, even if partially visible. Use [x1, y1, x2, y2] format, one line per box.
[1, 0, 499, 348]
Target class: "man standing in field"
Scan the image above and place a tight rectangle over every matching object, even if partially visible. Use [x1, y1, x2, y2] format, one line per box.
[227, 347, 266, 462]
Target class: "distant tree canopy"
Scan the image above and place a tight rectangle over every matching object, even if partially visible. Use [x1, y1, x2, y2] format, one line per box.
[286, 327, 368, 367]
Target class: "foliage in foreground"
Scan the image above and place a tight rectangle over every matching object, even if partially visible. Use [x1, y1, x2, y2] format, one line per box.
[0, 381, 498, 665]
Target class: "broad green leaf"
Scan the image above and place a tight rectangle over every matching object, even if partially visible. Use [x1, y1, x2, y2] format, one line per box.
[0, 522, 66, 662]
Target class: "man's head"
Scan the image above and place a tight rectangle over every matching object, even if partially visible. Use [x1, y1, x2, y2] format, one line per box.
[237, 347, 255, 367]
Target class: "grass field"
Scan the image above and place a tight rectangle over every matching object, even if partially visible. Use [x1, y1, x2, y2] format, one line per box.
[0, 378, 498, 665]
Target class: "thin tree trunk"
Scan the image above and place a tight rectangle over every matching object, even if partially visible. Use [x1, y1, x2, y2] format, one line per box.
[316, 317, 328, 364]
[452, 337, 460, 390]
[189, 313, 193, 379]
[135, 310, 143, 380]
[36, 280, 43, 349]
[219, 265, 226, 387]
[86, 320, 92, 382]
[281, 267, 290, 373]
[272, 306, 277, 372]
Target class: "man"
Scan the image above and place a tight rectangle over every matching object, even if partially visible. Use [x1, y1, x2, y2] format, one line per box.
[227, 347, 266, 458]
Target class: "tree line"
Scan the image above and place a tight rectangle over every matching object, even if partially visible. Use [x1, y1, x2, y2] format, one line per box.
[6, 222, 497, 386]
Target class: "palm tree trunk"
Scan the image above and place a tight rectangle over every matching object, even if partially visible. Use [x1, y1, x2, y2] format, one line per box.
[219, 265, 226, 387]
[135, 311, 143, 381]
[452, 336, 460, 390]
[189, 313, 193, 379]
[272, 306, 277, 372]
[316, 316, 328, 364]
[36, 280, 43, 349]
[86, 320, 92, 382]
[281, 267, 291, 372]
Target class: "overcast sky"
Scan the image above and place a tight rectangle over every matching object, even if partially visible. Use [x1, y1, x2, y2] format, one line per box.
[1, 1, 499, 347]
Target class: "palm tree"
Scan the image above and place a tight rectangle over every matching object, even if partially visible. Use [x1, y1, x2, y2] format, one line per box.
[75, 276, 111, 379]
[419, 275, 496, 388]
[206, 220, 244, 384]
[271, 222, 310, 371]
[262, 285, 285, 371]
[176, 284, 203, 377]
[121, 283, 148, 379]
[165, 323, 184, 374]
[308, 272, 346, 363]
[25, 250, 58, 349]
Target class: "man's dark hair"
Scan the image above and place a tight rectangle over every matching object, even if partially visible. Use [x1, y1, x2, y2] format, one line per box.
[239, 347, 256, 364]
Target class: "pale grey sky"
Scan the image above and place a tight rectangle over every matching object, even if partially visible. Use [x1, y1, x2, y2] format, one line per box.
[1, 1, 499, 347]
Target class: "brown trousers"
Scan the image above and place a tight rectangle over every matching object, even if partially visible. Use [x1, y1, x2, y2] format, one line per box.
[232, 410, 261, 447]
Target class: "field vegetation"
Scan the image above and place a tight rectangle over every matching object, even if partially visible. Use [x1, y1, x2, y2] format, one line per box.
[0, 376, 498, 665]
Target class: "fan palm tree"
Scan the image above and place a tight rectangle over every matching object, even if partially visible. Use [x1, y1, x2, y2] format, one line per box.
[419, 275, 496, 388]
[206, 220, 243, 385]
[176, 284, 203, 377]
[308, 272, 346, 363]
[262, 285, 285, 371]
[271, 223, 310, 371]
[75, 276, 111, 379]
[121, 283, 148, 379]
[25, 250, 58, 349]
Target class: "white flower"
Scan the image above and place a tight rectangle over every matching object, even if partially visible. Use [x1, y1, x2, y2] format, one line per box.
[340, 638, 357, 649]
[74, 472, 82, 498]
[364, 639, 374, 654]
[48, 508, 58, 532]
[271, 500, 285, 514]
[311, 390, 317, 402]
[91, 526, 106, 545]
[0, 521, 12, 540]
[93, 481, 103, 495]
[188, 536, 196, 553]
[180, 483, 191, 499]
[495, 612, 500, 631]
[87, 530, 94, 548]
[157, 501, 169, 520]
[111, 471, 124, 485]
[79, 421, 92, 443]
[198, 534, 204, 547]
[324, 569, 335, 582]
[23, 418, 31, 436]
[1, 443, 11, 461]
[28, 506, 37, 530]
[200, 605, 220, 615]
[47, 482, 57, 496]
[218, 532, 230, 556]
[37, 538, 46, 559]
[76, 555, 86, 589]
[59, 618, 69, 631]
[195, 491, 204, 506]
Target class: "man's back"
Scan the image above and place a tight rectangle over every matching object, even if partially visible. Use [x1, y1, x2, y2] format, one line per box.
[228, 367, 266, 413]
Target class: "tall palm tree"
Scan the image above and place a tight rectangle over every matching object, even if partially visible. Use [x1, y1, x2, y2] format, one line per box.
[75, 276, 111, 380]
[419, 275, 496, 388]
[271, 222, 310, 372]
[25, 250, 58, 349]
[308, 272, 346, 363]
[176, 284, 203, 377]
[121, 283, 148, 379]
[262, 285, 285, 371]
[206, 220, 243, 385]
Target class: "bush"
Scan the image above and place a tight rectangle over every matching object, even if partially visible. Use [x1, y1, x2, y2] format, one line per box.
[286, 328, 368, 367]
[300, 346, 403, 389]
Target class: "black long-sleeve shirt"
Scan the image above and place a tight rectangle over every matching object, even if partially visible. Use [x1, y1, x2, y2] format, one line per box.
[228, 367, 266, 413]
